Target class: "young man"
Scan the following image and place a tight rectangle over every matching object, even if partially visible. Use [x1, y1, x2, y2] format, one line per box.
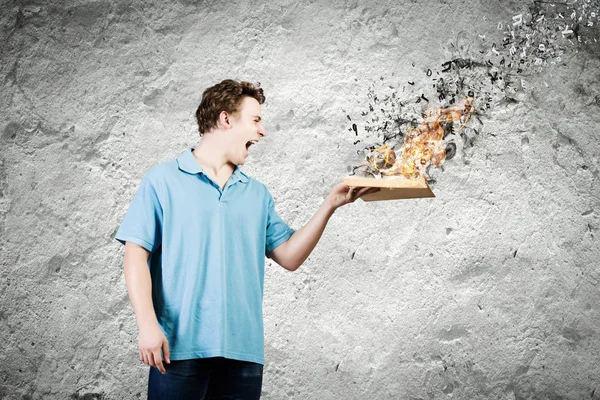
[115, 79, 376, 399]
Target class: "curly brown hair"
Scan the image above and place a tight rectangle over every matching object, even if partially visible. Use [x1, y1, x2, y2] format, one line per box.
[195, 79, 265, 135]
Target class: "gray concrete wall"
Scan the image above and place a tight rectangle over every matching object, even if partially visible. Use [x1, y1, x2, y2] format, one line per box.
[1, 0, 599, 399]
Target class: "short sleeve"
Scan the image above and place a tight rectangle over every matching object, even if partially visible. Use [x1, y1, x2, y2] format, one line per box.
[265, 194, 295, 256]
[115, 176, 163, 253]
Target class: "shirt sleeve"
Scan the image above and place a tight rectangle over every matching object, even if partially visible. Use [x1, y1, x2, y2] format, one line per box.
[265, 193, 295, 256]
[115, 175, 163, 253]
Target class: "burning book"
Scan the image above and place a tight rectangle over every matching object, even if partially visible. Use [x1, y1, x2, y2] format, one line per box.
[342, 175, 434, 201]
[344, 98, 474, 201]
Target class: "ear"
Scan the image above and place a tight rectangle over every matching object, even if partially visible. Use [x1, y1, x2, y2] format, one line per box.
[217, 111, 233, 129]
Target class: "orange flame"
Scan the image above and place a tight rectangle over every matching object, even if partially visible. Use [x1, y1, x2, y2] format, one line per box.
[367, 98, 474, 179]
[366, 144, 396, 171]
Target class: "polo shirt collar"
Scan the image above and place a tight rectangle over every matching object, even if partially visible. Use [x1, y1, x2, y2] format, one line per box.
[177, 148, 249, 183]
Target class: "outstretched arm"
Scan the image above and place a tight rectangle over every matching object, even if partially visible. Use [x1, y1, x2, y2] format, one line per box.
[268, 183, 377, 271]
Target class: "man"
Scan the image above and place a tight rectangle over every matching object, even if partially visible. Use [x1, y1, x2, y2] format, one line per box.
[115, 79, 376, 399]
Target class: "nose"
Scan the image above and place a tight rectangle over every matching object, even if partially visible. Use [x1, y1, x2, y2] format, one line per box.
[258, 123, 267, 137]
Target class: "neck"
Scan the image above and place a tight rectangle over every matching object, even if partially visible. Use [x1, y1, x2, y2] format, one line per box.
[192, 132, 235, 177]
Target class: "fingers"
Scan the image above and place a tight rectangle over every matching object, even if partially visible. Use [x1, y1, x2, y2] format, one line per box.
[153, 350, 166, 374]
[141, 349, 152, 367]
[348, 186, 376, 202]
[334, 184, 378, 207]
[356, 187, 374, 197]
[341, 186, 361, 204]
[139, 346, 169, 374]
[162, 340, 170, 364]
[359, 187, 380, 197]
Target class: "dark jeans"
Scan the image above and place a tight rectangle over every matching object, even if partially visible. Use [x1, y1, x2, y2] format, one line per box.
[147, 357, 263, 400]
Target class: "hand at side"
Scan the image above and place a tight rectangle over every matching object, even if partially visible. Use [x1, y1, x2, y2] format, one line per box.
[138, 320, 170, 374]
[124, 242, 170, 374]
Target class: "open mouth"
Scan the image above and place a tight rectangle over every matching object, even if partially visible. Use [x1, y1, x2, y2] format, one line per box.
[246, 140, 258, 150]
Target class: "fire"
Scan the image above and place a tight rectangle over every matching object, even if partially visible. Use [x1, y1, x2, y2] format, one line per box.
[366, 98, 474, 179]
[366, 144, 396, 171]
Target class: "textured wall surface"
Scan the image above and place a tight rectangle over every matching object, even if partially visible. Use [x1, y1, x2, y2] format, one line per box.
[1, 0, 599, 399]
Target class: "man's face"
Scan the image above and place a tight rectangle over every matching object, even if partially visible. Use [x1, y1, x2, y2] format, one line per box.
[226, 96, 266, 166]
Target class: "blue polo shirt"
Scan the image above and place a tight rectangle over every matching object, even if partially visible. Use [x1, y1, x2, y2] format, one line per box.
[115, 147, 295, 364]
